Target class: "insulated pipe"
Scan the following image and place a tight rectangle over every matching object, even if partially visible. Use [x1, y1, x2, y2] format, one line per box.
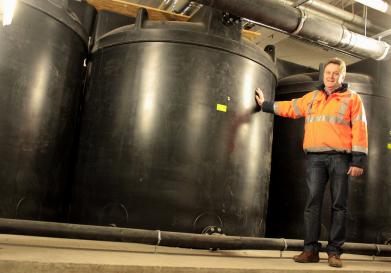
[243, 18, 363, 59]
[160, 0, 201, 16]
[285, 2, 380, 35]
[289, 0, 386, 34]
[179, 1, 202, 16]
[0, 218, 390, 256]
[275, 6, 372, 36]
[159, 0, 174, 10]
[159, 0, 191, 13]
[172, 0, 192, 13]
[195, 0, 391, 60]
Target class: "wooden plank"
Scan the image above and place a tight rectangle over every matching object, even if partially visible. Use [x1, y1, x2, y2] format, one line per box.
[242, 29, 261, 41]
[87, 0, 189, 21]
[87, 0, 261, 40]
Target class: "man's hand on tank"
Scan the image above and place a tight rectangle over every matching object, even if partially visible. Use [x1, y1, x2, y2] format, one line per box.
[255, 88, 264, 107]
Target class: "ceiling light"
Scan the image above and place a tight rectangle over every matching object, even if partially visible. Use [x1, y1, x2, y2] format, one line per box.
[355, 0, 389, 13]
[1, 0, 17, 26]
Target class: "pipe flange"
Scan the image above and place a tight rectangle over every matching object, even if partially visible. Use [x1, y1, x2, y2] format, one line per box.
[375, 244, 381, 256]
[292, 8, 307, 35]
[156, 230, 162, 245]
[338, 25, 354, 50]
[376, 42, 390, 60]
[279, 238, 288, 258]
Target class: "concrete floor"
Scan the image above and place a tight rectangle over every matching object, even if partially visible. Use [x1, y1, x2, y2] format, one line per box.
[0, 234, 390, 273]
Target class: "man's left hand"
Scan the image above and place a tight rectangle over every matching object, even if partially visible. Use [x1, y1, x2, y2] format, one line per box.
[347, 166, 364, 177]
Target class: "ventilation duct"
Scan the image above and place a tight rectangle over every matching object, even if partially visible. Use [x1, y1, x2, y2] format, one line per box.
[290, 0, 386, 34]
[195, 0, 390, 60]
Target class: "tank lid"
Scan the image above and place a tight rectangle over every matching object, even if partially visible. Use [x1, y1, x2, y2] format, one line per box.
[277, 72, 376, 96]
[21, 0, 88, 45]
[94, 7, 277, 78]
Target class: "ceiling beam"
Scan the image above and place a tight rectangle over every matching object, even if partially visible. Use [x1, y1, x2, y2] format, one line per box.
[87, 0, 189, 21]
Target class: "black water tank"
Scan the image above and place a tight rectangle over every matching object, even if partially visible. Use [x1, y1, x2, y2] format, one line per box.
[71, 8, 277, 236]
[0, 0, 87, 220]
[266, 69, 391, 243]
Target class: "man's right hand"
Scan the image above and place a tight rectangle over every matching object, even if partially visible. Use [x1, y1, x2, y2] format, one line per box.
[255, 88, 264, 107]
[347, 166, 364, 177]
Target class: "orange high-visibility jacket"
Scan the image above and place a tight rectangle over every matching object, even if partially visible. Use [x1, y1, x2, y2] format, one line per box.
[265, 85, 368, 157]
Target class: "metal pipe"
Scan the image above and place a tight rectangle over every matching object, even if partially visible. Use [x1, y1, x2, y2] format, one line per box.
[159, 0, 174, 10]
[286, 1, 378, 35]
[172, 0, 192, 13]
[290, 0, 386, 34]
[181, 1, 202, 16]
[159, 0, 201, 16]
[243, 18, 363, 59]
[195, 0, 390, 60]
[0, 218, 390, 256]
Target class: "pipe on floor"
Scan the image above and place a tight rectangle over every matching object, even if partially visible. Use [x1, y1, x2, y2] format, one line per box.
[0, 218, 390, 256]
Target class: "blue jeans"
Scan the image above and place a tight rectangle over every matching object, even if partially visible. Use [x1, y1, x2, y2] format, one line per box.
[303, 153, 350, 256]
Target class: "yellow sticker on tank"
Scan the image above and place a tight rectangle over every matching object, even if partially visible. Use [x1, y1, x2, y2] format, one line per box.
[388, 143, 391, 150]
[216, 104, 227, 112]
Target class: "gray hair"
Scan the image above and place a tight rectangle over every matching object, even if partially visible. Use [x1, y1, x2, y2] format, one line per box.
[324, 57, 346, 76]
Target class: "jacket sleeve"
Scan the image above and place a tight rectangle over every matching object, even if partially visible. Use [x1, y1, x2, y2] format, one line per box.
[350, 93, 368, 168]
[262, 92, 313, 119]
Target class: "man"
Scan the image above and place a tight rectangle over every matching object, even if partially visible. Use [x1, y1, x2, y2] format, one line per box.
[255, 58, 368, 268]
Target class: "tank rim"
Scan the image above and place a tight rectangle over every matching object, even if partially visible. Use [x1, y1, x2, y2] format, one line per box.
[93, 25, 278, 79]
[21, 0, 88, 46]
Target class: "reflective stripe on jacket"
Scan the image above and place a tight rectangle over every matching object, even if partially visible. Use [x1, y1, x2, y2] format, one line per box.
[273, 87, 368, 154]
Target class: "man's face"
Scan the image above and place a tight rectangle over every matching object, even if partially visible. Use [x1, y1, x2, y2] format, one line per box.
[323, 63, 345, 90]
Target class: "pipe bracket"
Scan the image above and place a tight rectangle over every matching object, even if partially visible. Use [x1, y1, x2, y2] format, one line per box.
[338, 25, 353, 49]
[292, 8, 307, 35]
[375, 244, 381, 256]
[279, 238, 288, 258]
[157, 230, 162, 245]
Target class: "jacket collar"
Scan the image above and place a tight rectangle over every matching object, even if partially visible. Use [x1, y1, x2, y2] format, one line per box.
[317, 83, 348, 94]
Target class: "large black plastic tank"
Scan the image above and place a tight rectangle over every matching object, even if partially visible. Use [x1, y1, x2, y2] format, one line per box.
[266, 67, 391, 243]
[71, 8, 277, 236]
[68, 0, 96, 37]
[0, 0, 87, 220]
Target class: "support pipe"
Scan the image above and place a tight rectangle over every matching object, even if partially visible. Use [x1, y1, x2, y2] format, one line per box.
[0, 218, 390, 256]
[159, 0, 201, 16]
[195, 0, 390, 60]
